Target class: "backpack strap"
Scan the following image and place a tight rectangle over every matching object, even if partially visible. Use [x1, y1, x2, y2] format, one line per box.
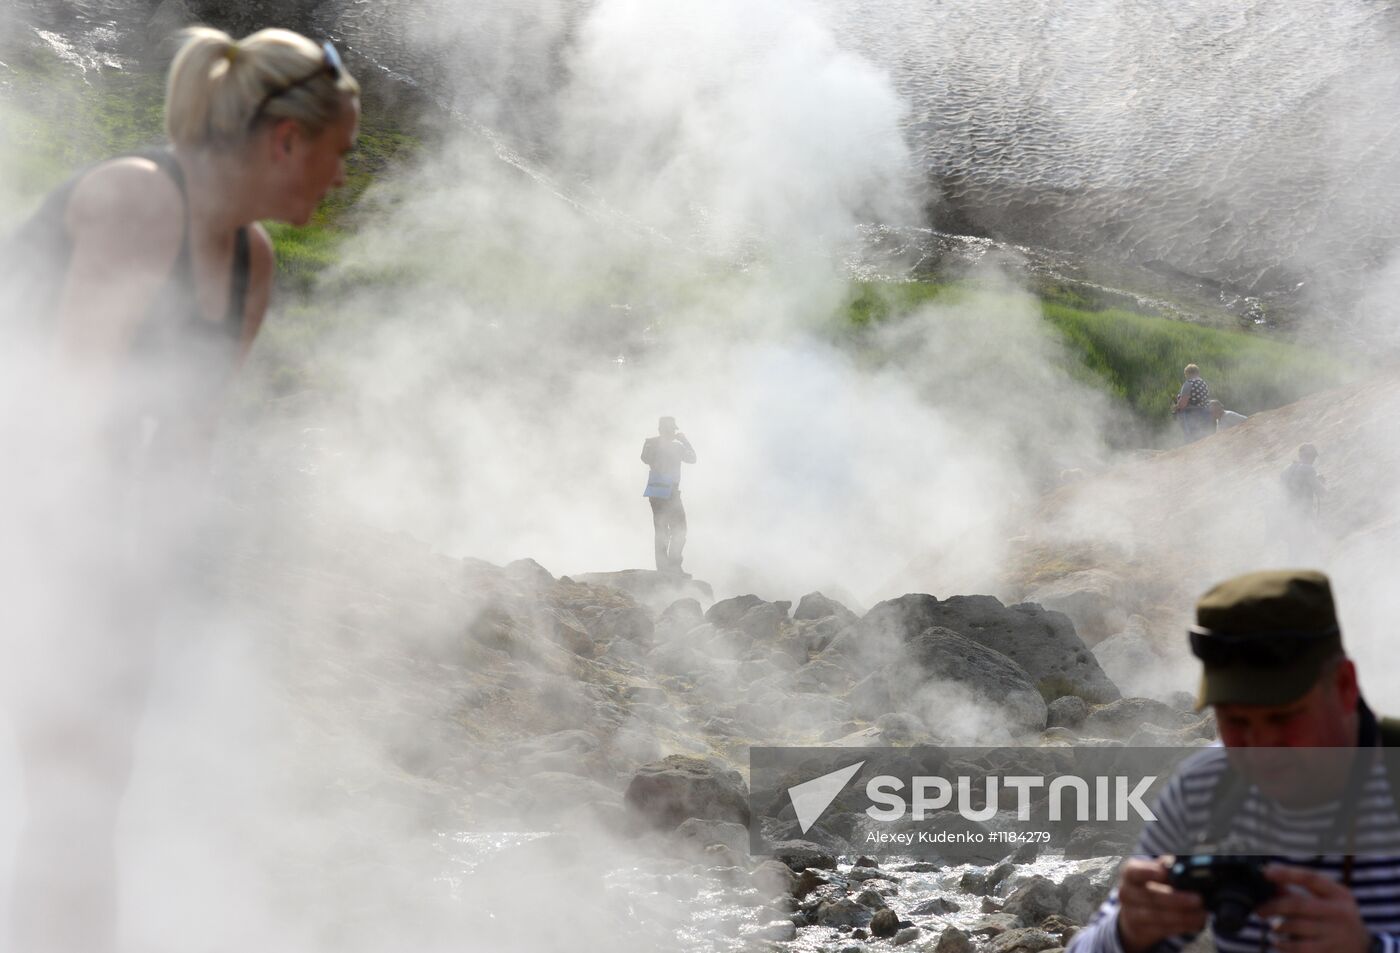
[227, 226, 251, 329]
[1202, 765, 1250, 849]
[1378, 716, 1400, 810]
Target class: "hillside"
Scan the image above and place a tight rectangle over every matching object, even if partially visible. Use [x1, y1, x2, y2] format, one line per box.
[1002, 367, 1400, 702]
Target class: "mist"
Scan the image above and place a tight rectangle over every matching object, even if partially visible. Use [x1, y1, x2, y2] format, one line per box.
[5, 0, 1400, 950]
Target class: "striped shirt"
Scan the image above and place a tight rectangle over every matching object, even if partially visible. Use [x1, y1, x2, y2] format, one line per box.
[1067, 738, 1400, 953]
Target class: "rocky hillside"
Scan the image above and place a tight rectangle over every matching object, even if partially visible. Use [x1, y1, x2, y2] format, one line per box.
[1002, 367, 1400, 702]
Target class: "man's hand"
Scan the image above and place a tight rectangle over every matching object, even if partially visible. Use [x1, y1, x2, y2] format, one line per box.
[1114, 856, 1204, 951]
[1116, 857, 1208, 953]
[1257, 864, 1371, 953]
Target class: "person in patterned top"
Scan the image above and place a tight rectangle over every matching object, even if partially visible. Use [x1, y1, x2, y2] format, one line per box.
[1173, 364, 1213, 442]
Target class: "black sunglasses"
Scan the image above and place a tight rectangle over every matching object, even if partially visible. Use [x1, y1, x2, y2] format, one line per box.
[1188, 624, 1339, 667]
[250, 40, 344, 126]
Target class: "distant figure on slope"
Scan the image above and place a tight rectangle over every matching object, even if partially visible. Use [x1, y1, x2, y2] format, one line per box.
[1172, 363, 1212, 442]
[1209, 399, 1248, 432]
[1281, 443, 1326, 560]
[1283, 443, 1326, 516]
[641, 416, 696, 574]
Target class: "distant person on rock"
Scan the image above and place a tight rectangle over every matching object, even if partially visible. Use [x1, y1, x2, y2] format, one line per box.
[1209, 399, 1247, 432]
[1, 26, 358, 953]
[641, 416, 696, 574]
[1172, 364, 1212, 442]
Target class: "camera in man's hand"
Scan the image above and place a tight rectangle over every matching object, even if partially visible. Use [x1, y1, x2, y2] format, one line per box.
[1168, 855, 1278, 936]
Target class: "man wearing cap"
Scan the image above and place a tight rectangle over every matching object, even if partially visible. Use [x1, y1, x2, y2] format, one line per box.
[1067, 570, 1400, 953]
[640, 417, 696, 574]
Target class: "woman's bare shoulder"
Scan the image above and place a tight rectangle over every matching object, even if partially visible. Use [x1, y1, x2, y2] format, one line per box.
[65, 157, 185, 261]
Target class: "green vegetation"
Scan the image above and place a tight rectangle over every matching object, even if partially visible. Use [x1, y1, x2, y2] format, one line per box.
[843, 279, 1350, 426]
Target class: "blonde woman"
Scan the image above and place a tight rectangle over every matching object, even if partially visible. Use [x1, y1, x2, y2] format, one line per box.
[2, 26, 358, 953]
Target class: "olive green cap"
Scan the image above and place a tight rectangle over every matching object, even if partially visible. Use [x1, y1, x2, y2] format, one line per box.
[1193, 569, 1343, 710]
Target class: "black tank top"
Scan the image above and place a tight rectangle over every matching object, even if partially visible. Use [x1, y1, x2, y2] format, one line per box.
[2, 149, 253, 461]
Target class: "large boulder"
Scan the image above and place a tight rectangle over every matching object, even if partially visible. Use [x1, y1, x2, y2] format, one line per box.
[905, 628, 1049, 732]
[706, 594, 766, 627]
[656, 598, 706, 640]
[1002, 876, 1064, 925]
[736, 601, 792, 640]
[624, 755, 751, 830]
[1023, 570, 1128, 646]
[794, 591, 859, 623]
[847, 627, 1048, 733]
[860, 594, 1120, 703]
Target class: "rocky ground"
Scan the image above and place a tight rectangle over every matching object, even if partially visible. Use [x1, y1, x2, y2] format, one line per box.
[218, 480, 1224, 951]
[216, 368, 1400, 950]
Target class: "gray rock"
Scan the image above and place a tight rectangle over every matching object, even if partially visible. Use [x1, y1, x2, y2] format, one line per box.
[1060, 858, 1122, 923]
[752, 920, 798, 942]
[907, 628, 1049, 732]
[859, 594, 1120, 703]
[1046, 695, 1089, 729]
[795, 591, 859, 622]
[795, 658, 851, 693]
[815, 898, 869, 927]
[984, 927, 1062, 953]
[966, 913, 1023, 937]
[846, 628, 1048, 733]
[772, 840, 839, 871]
[737, 601, 792, 640]
[856, 889, 889, 909]
[1023, 570, 1128, 646]
[1081, 697, 1201, 739]
[794, 867, 830, 899]
[1002, 876, 1063, 925]
[752, 859, 797, 896]
[911, 896, 961, 915]
[659, 597, 705, 632]
[675, 817, 750, 855]
[870, 908, 900, 938]
[932, 926, 975, 953]
[1010, 841, 1042, 864]
[506, 557, 555, 588]
[1040, 913, 1078, 943]
[624, 755, 750, 830]
[893, 926, 921, 945]
[707, 594, 766, 627]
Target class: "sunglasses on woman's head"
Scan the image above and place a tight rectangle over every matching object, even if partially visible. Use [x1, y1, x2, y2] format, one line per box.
[250, 41, 344, 126]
